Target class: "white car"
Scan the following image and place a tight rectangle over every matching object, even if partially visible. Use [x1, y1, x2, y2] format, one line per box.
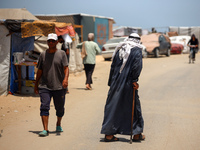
[102, 37, 147, 60]
[169, 36, 191, 53]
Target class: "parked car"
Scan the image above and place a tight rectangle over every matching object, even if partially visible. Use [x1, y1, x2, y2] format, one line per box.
[169, 36, 191, 53]
[170, 43, 184, 54]
[102, 37, 147, 60]
[141, 33, 171, 58]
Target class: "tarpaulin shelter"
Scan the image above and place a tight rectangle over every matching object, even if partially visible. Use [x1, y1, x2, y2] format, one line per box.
[113, 26, 142, 37]
[169, 26, 200, 46]
[36, 13, 115, 49]
[0, 8, 78, 96]
[167, 31, 178, 37]
[21, 20, 82, 73]
[0, 8, 38, 96]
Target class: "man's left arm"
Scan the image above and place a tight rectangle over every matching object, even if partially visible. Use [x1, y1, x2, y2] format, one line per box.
[95, 43, 101, 54]
[62, 66, 69, 88]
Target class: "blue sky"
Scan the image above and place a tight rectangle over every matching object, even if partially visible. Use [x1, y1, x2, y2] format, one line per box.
[1, 0, 199, 32]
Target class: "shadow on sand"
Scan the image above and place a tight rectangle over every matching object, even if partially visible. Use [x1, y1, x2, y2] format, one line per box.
[29, 130, 62, 136]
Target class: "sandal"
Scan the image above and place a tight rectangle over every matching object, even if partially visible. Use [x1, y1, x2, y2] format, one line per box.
[85, 87, 92, 90]
[104, 135, 119, 142]
[132, 134, 145, 142]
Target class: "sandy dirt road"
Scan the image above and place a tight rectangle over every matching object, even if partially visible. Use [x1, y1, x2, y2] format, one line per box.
[0, 53, 200, 150]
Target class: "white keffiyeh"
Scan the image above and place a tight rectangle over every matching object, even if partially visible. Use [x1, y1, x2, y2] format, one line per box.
[112, 37, 142, 73]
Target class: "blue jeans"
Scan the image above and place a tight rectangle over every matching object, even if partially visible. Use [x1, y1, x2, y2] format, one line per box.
[39, 88, 66, 117]
[190, 48, 196, 59]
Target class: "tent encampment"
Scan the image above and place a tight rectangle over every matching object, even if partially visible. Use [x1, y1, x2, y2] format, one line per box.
[0, 8, 82, 96]
[0, 8, 38, 96]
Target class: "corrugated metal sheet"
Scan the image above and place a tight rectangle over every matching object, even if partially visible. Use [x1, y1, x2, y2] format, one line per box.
[95, 18, 109, 49]
[80, 16, 94, 41]
[109, 19, 113, 39]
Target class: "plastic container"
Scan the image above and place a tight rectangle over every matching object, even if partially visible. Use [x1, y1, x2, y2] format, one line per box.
[13, 52, 23, 64]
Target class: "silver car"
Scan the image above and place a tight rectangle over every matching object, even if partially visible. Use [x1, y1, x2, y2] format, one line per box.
[102, 37, 147, 61]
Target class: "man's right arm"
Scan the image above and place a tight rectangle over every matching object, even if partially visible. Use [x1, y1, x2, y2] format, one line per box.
[34, 69, 42, 94]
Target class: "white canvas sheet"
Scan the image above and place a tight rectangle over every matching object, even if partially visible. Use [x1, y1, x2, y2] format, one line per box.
[0, 25, 11, 95]
[34, 33, 83, 73]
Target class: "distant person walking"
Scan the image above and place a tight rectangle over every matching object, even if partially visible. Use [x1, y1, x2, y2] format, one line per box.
[34, 33, 69, 136]
[101, 33, 145, 142]
[187, 34, 199, 63]
[58, 35, 70, 63]
[77, 33, 101, 90]
[58, 35, 70, 93]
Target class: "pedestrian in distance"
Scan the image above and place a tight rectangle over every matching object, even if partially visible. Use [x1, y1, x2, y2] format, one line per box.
[58, 35, 70, 63]
[34, 33, 69, 137]
[58, 35, 70, 93]
[187, 34, 199, 63]
[76, 33, 101, 90]
[101, 33, 145, 142]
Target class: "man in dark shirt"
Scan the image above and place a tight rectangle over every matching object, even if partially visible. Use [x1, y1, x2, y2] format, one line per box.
[34, 33, 69, 136]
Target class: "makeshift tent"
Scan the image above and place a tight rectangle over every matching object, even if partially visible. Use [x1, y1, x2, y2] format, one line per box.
[113, 26, 142, 37]
[20, 20, 75, 38]
[0, 23, 35, 95]
[0, 8, 81, 96]
[169, 26, 200, 45]
[0, 8, 39, 20]
[20, 20, 83, 73]
[36, 13, 115, 49]
[0, 8, 38, 96]
[167, 31, 178, 37]
[33, 33, 83, 73]
[0, 25, 11, 95]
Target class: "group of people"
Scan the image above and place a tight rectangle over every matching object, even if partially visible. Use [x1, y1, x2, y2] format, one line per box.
[34, 31, 199, 142]
[33, 32, 156, 143]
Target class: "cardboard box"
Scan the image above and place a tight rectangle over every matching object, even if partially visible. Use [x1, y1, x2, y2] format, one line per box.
[25, 80, 35, 87]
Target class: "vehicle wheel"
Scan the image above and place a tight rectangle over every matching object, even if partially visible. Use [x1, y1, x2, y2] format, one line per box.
[104, 58, 111, 61]
[143, 49, 148, 58]
[166, 48, 171, 57]
[154, 48, 159, 58]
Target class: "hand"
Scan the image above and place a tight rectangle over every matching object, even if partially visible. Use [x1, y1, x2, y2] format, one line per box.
[66, 49, 69, 55]
[34, 85, 39, 94]
[133, 82, 139, 90]
[62, 79, 68, 89]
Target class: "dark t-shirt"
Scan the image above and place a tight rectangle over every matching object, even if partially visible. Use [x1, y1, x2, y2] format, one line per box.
[188, 38, 199, 47]
[37, 49, 68, 90]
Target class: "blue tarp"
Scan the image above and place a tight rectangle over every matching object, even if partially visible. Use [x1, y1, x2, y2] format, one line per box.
[10, 33, 35, 94]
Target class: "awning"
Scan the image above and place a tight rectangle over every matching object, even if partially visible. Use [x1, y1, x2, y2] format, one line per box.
[21, 20, 75, 38]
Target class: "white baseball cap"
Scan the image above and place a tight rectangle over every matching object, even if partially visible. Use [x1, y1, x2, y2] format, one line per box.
[47, 33, 58, 41]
